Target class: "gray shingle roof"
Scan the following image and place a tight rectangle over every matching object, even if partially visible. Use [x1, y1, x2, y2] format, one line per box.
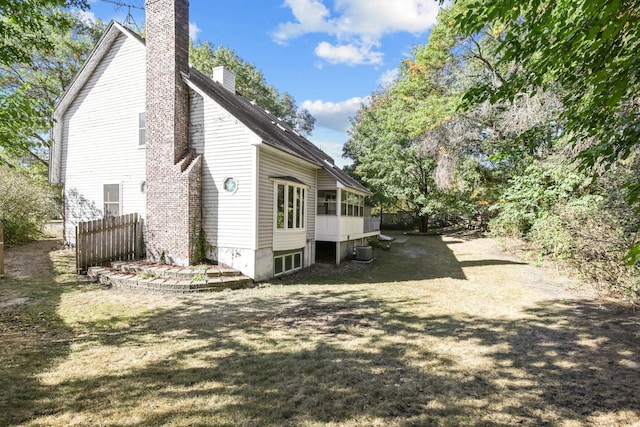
[185, 67, 371, 195]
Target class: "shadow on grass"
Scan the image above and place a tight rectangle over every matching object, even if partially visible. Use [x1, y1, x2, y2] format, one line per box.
[2, 233, 638, 425]
[0, 240, 82, 426]
[282, 232, 527, 285]
[21, 287, 640, 426]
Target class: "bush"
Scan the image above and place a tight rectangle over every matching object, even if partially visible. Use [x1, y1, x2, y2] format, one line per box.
[0, 165, 57, 245]
[489, 162, 585, 237]
[528, 212, 573, 259]
[557, 197, 638, 299]
[490, 160, 639, 302]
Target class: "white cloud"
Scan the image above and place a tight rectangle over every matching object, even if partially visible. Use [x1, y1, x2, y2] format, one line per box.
[273, 0, 333, 43]
[189, 22, 202, 40]
[314, 41, 383, 66]
[378, 68, 399, 88]
[302, 96, 369, 132]
[274, 0, 442, 65]
[76, 9, 97, 24]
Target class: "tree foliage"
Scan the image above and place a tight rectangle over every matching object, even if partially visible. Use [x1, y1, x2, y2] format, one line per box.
[190, 41, 315, 136]
[0, 9, 103, 164]
[346, 0, 638, 297]
[453, 0, 639, 165]
[0, 163, 57, 245]
[344, 4, 467, 232]
[450, 0, 640, 264]
[0, 0, 88, 65]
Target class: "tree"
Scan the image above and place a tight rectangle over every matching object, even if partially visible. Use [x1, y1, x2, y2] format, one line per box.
[450, 0, 640, 262]
[1, 9, 103, 164]
[344, 1, 486, 232]
[190, 41, 315, 135]
[0, 0, 88, 66]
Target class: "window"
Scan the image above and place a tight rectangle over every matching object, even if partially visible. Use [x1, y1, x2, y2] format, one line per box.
[138, 112, 146, 146]
[103, 184, 120, 217]
[340, 189, 364, 217]
[275, 182, 306, 230]
[223, 177, 238, 193]
[317, 190, 337, 215]
[274, 250, 303, 276]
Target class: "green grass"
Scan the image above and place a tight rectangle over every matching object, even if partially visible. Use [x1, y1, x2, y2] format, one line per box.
[1, 232, 639, 426]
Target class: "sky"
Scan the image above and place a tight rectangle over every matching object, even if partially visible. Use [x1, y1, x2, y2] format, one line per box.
[81, 0, 444, 167]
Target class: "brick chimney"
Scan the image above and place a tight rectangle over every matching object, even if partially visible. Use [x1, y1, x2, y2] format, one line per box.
[145, 0, 202, 266]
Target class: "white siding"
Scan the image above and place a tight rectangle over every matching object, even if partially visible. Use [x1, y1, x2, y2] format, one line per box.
[189, 90, 256, 254]
[60, 33, 146, 244]
[317, 169, 337, 190]
[257, 148, 317, 250]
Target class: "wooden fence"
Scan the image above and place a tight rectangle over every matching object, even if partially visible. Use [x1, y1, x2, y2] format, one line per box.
[76, 213, 143, 273]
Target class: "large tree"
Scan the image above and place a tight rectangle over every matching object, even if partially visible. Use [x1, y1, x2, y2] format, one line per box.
[190, 41, 315, 136]
[450, 0, 640, 262]
[344, 2, 492, 232]
[0, 0, 88, 65]
[1, 7, 102, 165]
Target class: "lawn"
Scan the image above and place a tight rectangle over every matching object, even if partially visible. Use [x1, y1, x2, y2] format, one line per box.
[1, 231, 638, 426]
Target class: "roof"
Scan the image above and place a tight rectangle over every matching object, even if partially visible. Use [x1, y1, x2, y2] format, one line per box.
[52, 20, 371, 195]
[185, 67, 371, 195]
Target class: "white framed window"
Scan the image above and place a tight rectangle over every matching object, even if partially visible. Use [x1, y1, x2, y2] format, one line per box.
[274, 250, 303, 276]
[317, 190, 337, 215]
[340, 189, 364, 217]
[103, 184, 121, 217]
[275, 181, 306, 230]
[138, 112, 146, 146]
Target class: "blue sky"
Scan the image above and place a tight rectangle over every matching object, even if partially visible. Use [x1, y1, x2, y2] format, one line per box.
[82, 0, 443, 166]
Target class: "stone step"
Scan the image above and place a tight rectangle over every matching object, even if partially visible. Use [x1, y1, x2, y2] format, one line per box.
[88, 266, 253, 293]
[110, 260, 244, 280]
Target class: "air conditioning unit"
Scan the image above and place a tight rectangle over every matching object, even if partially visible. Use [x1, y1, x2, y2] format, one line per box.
[355, 245, 373, 262]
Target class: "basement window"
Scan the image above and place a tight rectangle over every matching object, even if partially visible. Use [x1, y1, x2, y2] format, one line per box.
[274, 250, 303, 276]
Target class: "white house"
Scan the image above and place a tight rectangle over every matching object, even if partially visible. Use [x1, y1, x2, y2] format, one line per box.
[49, 0, 379, 281]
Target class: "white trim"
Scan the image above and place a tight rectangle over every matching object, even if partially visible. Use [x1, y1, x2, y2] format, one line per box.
[252, 144, 259, 251]
[273, 250, 303, 276]
[273, 181, 307, 233]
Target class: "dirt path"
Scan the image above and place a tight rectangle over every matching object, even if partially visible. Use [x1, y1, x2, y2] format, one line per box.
[3, 237, 62, 279]
[0, 225, 63, 309]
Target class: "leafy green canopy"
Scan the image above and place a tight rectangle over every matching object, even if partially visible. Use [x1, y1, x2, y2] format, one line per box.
[1, 3, 99, 164]
[190, 41, 315, 136]
[0, 0, 88, 65]
[450, 0, 640, 262]
[344, 2, 495, 231]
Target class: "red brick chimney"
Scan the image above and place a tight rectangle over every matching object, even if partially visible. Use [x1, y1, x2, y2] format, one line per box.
[145, 0, 202, 266]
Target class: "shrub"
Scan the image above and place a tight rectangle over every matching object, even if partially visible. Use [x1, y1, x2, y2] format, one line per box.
[0, 165, 57, 245]
[528, 212, 572, 259]
[490, 160, 639, 301]
[557, 196, 638, 299]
